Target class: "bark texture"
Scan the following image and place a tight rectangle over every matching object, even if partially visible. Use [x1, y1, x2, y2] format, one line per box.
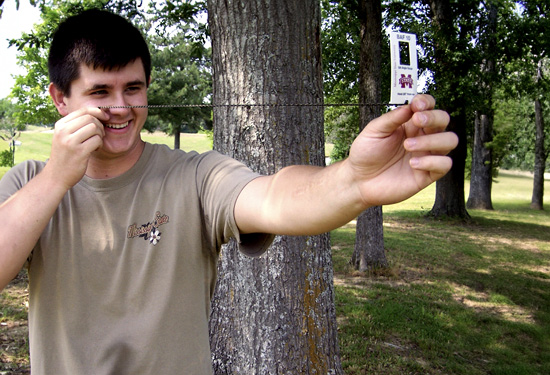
[208, 0, 342, 373]
[467, 112, 494, 210]
[352, 207, 385, 271]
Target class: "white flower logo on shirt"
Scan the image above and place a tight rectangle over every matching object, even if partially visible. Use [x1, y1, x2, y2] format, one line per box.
[149, 229, 161, 245]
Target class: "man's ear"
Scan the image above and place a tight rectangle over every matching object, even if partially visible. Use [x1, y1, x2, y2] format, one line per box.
[49, 83, 70, 116]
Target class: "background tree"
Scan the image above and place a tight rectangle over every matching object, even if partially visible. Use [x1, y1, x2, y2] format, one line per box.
[322, 0, 389, 271]
[144, 0, 212, 146]
[0, 98, 23, 167]
[207, 0, 342, 373]
[500, 0, 550, 210]
[517, 0, 550, 210]
[531, 60, 549, 210]
[321, 0, 390, 161]
[352, 0, 387, 271]
[423, 0, 477, 219]
[322, 0, 361, 161]
[146, 30, 212, 149]
[466, 1, 499, 210]
[386, 0, 484, 219]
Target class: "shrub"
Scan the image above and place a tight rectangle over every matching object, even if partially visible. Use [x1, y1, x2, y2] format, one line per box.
[0, 149, 14, 167]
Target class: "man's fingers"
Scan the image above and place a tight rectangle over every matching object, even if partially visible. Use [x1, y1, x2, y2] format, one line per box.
[72, 121, 105, 145]
[55, 111, 106, 140]
[404, 132, 458, 155]
[57, 107, 108, 126]
[410, 155, 453, 176]
[409, 94, 435, 112]
[81, 133, 104, 153]
[366, 104, 414, 136]
[365, 94, 444, 136]
[410, 109, 450, 134]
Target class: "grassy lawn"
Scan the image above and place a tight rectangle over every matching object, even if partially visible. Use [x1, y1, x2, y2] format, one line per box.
[1, 129, 549, 374]
[333, 173, 550, 374]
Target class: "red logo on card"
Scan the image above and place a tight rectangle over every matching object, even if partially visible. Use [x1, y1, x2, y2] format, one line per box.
[399, 74, 414, 89]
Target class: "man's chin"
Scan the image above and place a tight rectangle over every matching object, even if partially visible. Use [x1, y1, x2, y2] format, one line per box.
[93, 139, 145, 159]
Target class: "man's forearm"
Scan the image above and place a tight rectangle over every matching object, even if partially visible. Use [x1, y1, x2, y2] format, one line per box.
[0, 167, 68, 290]
[235, 160, 366, 236]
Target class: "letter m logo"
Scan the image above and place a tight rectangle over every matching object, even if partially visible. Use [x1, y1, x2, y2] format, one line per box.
[399, 74, 414, 89]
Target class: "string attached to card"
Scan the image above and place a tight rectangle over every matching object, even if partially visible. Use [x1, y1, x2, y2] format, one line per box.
[98, 102, 402, 109]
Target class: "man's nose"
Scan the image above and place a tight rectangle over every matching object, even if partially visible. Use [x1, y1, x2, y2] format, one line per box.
[106, 94, 132, 114]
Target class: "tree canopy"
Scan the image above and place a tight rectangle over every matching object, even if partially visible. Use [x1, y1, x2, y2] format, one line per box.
[2, 0, 549, 198]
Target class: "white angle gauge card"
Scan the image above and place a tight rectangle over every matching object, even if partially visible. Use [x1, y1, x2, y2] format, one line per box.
[390, 32, 418, 104]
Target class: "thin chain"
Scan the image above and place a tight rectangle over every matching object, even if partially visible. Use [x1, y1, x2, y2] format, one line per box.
[98, 102, 403, 109]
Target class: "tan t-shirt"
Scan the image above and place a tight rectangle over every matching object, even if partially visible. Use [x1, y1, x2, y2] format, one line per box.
[0, 143, 272, 375]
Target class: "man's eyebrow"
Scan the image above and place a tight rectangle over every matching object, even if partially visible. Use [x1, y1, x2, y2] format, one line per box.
[87, 83, 111, 91]
[86, 80, 146, 91]
[126, 80, 146, 87]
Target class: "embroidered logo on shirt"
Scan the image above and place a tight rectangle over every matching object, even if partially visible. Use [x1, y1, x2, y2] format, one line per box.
[127, 211, 170, 246]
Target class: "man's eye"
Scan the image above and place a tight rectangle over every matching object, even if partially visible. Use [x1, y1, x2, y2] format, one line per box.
[91, 90, 107, 95]
[127, 86, 141, 93]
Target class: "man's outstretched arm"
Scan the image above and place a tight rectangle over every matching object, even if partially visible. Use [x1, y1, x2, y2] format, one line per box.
[235, 94, 458, 236]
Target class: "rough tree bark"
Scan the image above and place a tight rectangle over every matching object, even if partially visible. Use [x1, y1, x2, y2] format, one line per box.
[467, 112, 494, 210]
[351, 0, 387, 272]
[467, 2, 497, 210]
[208, 0, 342, 374]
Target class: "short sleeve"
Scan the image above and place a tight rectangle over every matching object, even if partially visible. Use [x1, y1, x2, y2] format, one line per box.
[195, 151, 274, 257]
[0, 160, 45, 203]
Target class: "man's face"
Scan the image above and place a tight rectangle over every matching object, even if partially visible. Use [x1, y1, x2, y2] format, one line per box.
[54, 58, 149, 159]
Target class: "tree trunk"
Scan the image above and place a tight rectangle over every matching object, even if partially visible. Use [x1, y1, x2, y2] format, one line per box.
[173, 124, 181, 150]
[352, 207, 385, 271]
[429, 109, 470, 219]
[531, 98, 546, 210]
[427, 0, 469, 219]
[467, 2, 497, 210]
[208, 1, 342, 373]
[467, 112, 494, 210]
[351, 0, 386, 271]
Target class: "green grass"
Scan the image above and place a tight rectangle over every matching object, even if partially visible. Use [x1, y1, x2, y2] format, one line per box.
[1, 130, 549, 374]
[332, 172, 550, 374]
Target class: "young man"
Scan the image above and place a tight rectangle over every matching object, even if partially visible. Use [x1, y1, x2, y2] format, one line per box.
[0, 9, 458, 375]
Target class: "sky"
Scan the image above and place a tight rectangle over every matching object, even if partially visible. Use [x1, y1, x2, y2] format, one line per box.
[0, 1, 42, 99]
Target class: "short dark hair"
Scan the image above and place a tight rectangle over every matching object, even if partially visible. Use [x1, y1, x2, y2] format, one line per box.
[48, 9, 151, 96]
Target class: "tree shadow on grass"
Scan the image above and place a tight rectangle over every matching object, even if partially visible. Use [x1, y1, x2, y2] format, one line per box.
[335, 273, 550, 375]
[334, 211, 550, 374]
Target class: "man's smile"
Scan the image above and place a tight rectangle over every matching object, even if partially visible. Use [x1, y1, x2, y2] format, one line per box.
[104, 121, 129, 129]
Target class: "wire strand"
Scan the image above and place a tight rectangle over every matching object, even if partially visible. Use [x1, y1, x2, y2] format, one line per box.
[98, 102, 405, 109]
